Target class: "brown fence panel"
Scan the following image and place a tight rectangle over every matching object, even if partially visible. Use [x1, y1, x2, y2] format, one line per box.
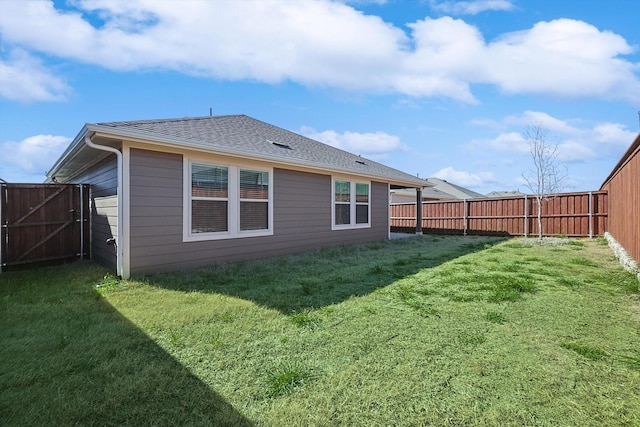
[466, 197, 527, 235]
[601, 135, 639, 263]
[423, 200, 465, 234]
[1, 184, 90, 271]
[390, 191, 608, 237]
[390, 203, 417, 229]
[527, 191, 609, 237]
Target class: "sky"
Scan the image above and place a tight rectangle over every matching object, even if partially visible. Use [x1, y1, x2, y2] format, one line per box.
[0, 0, 639, 194]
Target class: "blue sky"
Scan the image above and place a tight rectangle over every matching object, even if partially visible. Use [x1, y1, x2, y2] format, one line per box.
[1, 0, 638, 194]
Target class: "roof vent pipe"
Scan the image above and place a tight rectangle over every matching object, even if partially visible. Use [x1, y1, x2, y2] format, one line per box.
[84, 135, 125, 278]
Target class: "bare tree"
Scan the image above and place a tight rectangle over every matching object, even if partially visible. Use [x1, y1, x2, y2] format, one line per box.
[521, 124, 568, 240]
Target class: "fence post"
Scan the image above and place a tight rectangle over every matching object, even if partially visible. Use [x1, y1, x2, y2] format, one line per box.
[463, 199, 467, 236]
[415, 189, 423, 235]
[524, 194, 528, 238]
[588, 191, 593, 239]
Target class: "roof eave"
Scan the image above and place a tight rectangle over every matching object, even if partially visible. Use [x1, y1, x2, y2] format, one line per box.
[86, 124, 427, 188]
[45, 125, 91, 181]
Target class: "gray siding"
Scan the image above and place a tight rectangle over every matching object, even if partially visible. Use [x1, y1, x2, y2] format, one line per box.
[129, 148, 390, 274]
[70, 156, 118, 269]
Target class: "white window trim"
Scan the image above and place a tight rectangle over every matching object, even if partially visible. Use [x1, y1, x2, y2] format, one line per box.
[183, 158, 273, 242]
[331, 178, 371, 230]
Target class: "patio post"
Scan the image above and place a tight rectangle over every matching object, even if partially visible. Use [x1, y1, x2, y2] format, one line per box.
[416, 188, 423, 235]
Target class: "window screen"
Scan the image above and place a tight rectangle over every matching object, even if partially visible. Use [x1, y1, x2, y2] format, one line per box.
[335, 180, 351, 202]
[355, 183, 369, 224]
[333, 179, 370, 228]
[335, 180, 351, 225]
[240, 170, 269, 199]
[240, 169, 269, 231]
[192, 200, 228, 232]
[192, 164, 228, 198]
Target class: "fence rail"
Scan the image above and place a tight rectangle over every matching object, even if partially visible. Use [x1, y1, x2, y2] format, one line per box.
[390, 191, 608, 237]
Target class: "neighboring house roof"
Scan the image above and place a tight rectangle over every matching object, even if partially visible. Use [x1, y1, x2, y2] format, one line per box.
[48, 115, 426, 188]
[390, 187, 453, 202]
[486, 190, 526, 198]
[390, 177, 485, 202]
[421, 186, 457, 200]
[424, 177, 486, 199]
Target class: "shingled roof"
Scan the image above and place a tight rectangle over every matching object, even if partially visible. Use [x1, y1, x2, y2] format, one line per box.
[74, 114, 425, 187]
[424, 177, 486, 199]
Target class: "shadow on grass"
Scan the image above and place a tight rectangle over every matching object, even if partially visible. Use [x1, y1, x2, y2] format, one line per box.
[0, 262, 254, 426]
[141, 235, 507, 313]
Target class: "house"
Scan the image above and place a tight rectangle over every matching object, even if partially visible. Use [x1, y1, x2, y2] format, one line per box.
[390, 177, 485, 203]
[46, 115, 426, 278]
[486, 190, 525, 198]
[390, 187, 450, 203]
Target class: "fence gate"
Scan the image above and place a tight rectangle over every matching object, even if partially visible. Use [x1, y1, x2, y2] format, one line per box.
[1, 183, 90, 271]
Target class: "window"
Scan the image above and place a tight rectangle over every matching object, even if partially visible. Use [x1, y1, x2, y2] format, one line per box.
[191, 164, 228, 233]
[185, 160, 272, 241]
[334, 180, 351, 225]
[355, 183, 369, 224]
[240, 169, 269, 231]
[332, 179, 370, 229]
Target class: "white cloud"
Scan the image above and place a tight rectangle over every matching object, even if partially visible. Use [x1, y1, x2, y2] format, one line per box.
[591, 122, 637, 147]
[300, 126, 402, 156]
[432, 166, 495, 187]
[0, 135, 71, 179]
[0, 1, 638, 103]
[402, 16, 484, 102]
[430, 0, 514, 15]
[504, 111, 580, 135]
[556, 140, 597, 162]
[473, 132, 528, 153]
[0, 49, 70, 102]
[342, 0, 389, 5]
[474, 111, 637, 162]
[0, 0, 407, 87]
[483, 19, 640, 101]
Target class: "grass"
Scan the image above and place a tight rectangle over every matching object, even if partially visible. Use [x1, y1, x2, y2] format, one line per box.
[266, 362, 315, 398]
[560, 342, 608, 360]
[485, 310, 507, 324]
[1, 235, 639, 426]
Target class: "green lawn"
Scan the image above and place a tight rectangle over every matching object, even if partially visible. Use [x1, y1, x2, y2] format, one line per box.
[1, 235, 639, 426]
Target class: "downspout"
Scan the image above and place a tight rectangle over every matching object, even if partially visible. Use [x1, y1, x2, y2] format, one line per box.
[84, 135, 124, 278]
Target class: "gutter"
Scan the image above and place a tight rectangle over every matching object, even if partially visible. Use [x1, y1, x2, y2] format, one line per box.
[84, 134, 125, 278]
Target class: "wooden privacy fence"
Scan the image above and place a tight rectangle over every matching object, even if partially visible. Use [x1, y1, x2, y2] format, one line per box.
[1, 183, 90, 271]
[390, 191, 608, 237]
[600, 134, 639, 265]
